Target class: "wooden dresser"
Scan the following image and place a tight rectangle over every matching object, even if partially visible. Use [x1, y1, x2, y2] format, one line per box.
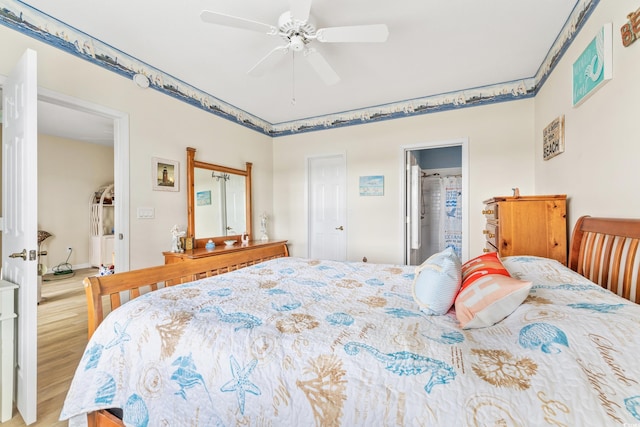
[482, 195, 567, 264]
[163, 240, 289, 266]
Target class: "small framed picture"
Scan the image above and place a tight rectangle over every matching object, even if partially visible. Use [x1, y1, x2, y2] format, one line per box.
[197, 190, 211, 206]
[359, 175, 384, 196]
[152, 157, 179, 192]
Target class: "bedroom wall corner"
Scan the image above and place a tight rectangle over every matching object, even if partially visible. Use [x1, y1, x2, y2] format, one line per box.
[534, 0, 640, 233]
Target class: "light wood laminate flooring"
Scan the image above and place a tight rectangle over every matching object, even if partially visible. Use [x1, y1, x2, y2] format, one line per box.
[4, 268, 95, 426]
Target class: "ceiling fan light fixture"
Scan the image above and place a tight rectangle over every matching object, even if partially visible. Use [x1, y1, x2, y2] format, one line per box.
[200, 0, 389, 86]
[290, 35, 305, 51]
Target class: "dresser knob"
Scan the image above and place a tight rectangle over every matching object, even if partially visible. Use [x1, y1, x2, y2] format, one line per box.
[482, 209, 494, 215]
[483, 248, 491, 253]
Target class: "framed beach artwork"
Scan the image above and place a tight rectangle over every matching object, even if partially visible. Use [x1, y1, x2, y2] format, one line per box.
[359, 175, 384, 196]
[152, 157, 179, 192]
[572, 23, 613, 107]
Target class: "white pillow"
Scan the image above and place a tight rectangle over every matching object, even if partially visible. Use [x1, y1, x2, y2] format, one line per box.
[412, 247, 462, 315]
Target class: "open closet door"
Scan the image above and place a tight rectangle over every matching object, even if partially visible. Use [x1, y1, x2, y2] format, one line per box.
[405, 151, 421, 265]
[2, 48, 38, 425]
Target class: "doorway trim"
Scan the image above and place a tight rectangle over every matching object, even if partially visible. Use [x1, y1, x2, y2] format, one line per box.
[37, 88, 130, 271]
[0, 76, 131, 271]
[400, 138, 469, 264]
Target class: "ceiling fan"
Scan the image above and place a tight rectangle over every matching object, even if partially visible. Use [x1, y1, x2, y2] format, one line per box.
[200, 0, 389, 86]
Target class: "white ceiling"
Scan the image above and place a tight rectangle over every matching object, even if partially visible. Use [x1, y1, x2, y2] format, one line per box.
[15, 0, 581, 141]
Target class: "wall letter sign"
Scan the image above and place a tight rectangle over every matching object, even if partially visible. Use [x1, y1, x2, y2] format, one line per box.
[621, 7, 640, 47]
[543, 115, 565, 161]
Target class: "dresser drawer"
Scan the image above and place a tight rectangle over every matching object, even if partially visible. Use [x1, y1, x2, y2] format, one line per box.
[482, 203, 498, 220]
[483, 222, 498, 247]
[483, 241, 498, 254]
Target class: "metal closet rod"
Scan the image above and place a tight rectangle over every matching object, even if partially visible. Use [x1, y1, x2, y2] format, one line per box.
[421, 172, 462, 178]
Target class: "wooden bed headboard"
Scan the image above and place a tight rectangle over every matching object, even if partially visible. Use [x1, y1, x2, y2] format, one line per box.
[569, 216, 640, 304]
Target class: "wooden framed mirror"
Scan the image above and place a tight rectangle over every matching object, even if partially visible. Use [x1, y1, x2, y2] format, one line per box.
[186, 147, 252, 247]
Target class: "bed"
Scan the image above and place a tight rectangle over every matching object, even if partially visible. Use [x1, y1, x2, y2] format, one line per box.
[61, 216, 640, 426]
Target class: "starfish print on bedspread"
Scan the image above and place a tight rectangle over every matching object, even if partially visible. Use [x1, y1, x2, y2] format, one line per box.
[105, 319, 131, 350]
[220, 355, 261, 415]
[343, 342, 456, 393]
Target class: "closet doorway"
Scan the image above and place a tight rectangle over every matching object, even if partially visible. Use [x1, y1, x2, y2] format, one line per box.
[403, 138, 469, 265]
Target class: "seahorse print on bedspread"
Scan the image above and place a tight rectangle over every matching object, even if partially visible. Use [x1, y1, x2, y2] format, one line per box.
[343, 342, 456, 393]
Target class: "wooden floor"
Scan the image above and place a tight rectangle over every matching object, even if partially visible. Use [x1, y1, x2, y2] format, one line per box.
[5, 268, 95, 427]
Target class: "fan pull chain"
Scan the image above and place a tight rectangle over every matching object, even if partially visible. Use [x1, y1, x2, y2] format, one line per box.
[291, 52, 296, 106]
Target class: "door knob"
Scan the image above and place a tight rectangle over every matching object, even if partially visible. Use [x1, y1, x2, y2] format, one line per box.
[9, 249, 27, 260]
[335, 226, 344, 231]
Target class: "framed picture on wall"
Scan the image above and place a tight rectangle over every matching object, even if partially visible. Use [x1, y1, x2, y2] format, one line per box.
[359, 175, 384, 196]
[152, 157, 179, 192]
[572, 23, 613, 107]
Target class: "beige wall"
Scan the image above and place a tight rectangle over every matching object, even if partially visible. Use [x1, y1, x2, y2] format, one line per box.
[0, 24, 272, 269]
[534, 0, 640, 232]
[37, 134, 113, 270]
[273, 100, 536, 264]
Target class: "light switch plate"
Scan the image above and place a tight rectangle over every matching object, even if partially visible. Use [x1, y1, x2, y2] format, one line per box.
[137, 207, 155, 219]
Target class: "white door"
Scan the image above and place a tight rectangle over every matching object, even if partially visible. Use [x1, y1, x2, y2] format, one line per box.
[407, 152, 422, 265]
[225, 174, 246, 235]
[2, 49, 38, 424]
[308, 155, 346, 260]
[406, 151, 421, 265]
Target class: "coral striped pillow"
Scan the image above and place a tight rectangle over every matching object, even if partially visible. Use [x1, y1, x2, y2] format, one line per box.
[460, 251, 510, 291]
[455, 252, 531, 329]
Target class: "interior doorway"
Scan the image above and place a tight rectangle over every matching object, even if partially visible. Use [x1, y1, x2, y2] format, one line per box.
[37, 88, 130, 272]
[403, 138, 469, 265]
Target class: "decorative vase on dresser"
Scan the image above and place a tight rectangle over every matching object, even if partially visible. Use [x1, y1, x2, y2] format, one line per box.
[482, 194, 567, 265]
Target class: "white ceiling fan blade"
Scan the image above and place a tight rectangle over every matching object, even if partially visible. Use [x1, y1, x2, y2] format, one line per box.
[248, 45, 290, 77]
[200, 10, 278, 35]
[303, 48, 340, 86]
[316, 24, 389, 43]
[289, 0, 312, 23]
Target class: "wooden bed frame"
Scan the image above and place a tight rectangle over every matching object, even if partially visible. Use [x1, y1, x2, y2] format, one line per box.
[79, 216, 640, 427]
[84, 242, 289, 339]
[569, 216, 640, 304]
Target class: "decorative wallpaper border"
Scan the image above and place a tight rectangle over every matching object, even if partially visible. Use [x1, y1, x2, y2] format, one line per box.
[0, 0, 598, 138]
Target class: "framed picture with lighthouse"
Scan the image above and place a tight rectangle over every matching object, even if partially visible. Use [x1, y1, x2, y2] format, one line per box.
[152, 157, 180, 192]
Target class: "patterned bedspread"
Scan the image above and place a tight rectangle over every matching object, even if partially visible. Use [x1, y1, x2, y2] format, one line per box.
[61, 256, 640, 426]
